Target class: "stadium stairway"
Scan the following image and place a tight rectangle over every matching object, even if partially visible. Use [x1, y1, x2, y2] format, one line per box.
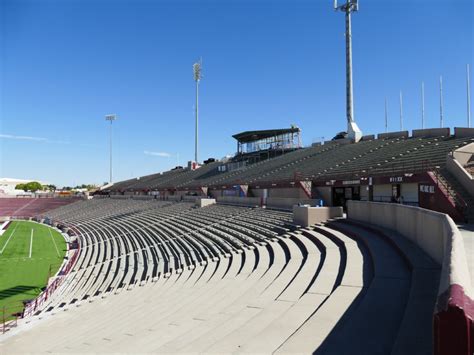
[0, 202, 440, 354]
[438, 168, 474, 223]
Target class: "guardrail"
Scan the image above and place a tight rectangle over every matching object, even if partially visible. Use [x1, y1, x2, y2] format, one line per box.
[22, 224, 81, 318]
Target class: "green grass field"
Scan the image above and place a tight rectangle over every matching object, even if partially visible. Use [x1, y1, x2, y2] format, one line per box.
[0, 221, 67, 317]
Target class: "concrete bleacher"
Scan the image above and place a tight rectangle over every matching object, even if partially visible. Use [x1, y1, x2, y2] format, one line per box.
[0, 198, 448, 353]
[103, 134, 474, 193]
[0, 197, 80, 218]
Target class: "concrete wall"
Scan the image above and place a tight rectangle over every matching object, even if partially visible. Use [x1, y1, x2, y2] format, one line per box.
[377, 131, 409, 139]
[347, 200, 474, 354]
[251, 187, 306, 199]
[216, 196, 261, 207]
[266, 197, 319, 211]
[196, 198, 216, 207]
[412, 128, 450, 138]
[452, 142, 474, 166]
[347, 201, 472, 297]
[447, 143, 474, 198]
[183, 196, 199, 202]
[454, 127, 474, 138]
[293, 206, 343, 227]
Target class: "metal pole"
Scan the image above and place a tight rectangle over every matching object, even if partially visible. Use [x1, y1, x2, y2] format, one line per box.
[440, 76, 444, 128]
[109, 120, 113, 183]
[399, 91, 403, 130]
[468, 64, 471, 128]
[105, 114, 116, 184]
[384, 97, 388, 132]
[421, 81, 425, 129]
[345, 8, 354, 124]
[195, 79, 199, 163]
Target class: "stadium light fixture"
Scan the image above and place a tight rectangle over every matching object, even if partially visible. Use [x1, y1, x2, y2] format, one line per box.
[334, 0, 362, 142]
[193, 59, 202, 163]
[105, 114, 117, 184]
[384, 97, 388, 133]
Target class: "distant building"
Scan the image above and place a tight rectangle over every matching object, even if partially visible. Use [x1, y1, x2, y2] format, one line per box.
[0, 178, 46, 196]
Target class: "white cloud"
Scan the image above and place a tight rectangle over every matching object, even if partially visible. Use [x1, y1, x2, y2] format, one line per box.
[144, 150, 171, 157]
[0, 133, 70, 144]
[0, 134, 48, 142]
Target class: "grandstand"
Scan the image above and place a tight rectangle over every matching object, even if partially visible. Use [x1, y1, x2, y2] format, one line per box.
[1, 0, 472, 351]
[0, 197, 80, 219]
[0, 193, 470, 353]
[103, 127, 474, 223]
[0, 199, 440, 352]
[0, 127, 471, 354]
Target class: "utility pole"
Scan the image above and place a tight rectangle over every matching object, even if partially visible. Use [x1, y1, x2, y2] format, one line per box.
[334, 0, 362, 142]
[105, 114, 117, 184]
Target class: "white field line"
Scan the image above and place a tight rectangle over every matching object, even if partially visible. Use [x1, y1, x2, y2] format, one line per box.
[0, 223, 19, 254]
[29, 229, 34, 258]
[48, 228, 61, 257]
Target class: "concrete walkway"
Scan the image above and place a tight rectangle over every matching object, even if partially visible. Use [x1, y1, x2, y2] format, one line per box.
[458, 224, 474, 288]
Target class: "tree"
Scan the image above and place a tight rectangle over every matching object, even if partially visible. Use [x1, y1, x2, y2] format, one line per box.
[15, 183, 26, 190]
[24, 181, 43, 192]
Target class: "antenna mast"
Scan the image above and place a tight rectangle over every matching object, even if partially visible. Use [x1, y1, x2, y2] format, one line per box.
[193, 59, 202, 163]
[439, 76, 444, 128]
[399, 91, 403, 131]
[334, 0, 362, 142]
[421, 82, 425, 129]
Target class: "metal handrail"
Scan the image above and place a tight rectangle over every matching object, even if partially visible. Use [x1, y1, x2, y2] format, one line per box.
[430, 168, 468, 212]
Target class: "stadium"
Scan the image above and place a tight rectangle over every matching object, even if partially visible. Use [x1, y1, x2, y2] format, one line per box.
[1, 0, 473, 354]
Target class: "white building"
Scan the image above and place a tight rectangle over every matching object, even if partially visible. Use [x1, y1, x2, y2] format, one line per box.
[0, 178, 45, 196]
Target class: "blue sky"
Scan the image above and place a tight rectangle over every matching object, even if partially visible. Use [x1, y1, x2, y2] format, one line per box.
[1, 0, 472, 186]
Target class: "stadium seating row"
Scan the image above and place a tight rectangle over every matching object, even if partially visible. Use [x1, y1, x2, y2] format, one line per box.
[0, 199, 438, 353]
[105, 135, 474, 192]
[0, 198, 79, 218]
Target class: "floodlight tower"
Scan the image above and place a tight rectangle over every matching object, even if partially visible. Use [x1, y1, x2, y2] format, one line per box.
[193, 60, 202, 163]
[334, 0, 362, 142]
[105, 114, 117, 184]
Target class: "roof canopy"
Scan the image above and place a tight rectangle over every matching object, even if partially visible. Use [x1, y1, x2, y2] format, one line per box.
[232, 127, 300, 143]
